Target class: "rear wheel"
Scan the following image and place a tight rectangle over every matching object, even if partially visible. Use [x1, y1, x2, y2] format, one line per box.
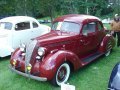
[105, 40, 112, 57]
[105, 49, 111, 56]
[51, 63, 70, 86]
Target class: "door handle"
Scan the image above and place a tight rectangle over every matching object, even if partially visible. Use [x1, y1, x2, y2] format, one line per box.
[80, 40, 89, 45]
[80, 40, 84, 42]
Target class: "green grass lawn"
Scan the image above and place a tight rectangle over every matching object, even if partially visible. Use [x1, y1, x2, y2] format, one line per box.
[0, 47, 120, 90]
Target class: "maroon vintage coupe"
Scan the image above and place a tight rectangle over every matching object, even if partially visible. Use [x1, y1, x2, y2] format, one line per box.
[9, 14, 115, 86]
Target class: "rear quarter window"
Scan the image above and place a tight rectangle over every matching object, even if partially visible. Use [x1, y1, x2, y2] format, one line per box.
[82, 22, 96, 34]
[97, 22, 104, 31]
[0, 22, 12, 30]
[32, 21, 38, 28]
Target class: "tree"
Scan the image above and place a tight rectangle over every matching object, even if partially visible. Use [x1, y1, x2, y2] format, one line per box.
[38, 0, 58, 21]
[0, 0, 118, 19]
[0, 0, 15, 16]
[57, 0, 78, 14]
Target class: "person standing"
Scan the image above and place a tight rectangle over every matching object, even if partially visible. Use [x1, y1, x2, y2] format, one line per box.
[110, 14, 120, 47]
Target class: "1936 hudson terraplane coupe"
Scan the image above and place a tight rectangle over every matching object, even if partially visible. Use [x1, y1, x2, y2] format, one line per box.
[9, 14, 115, 86]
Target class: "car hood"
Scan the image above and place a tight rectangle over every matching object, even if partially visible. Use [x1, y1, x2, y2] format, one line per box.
[35, 30, 78, 45]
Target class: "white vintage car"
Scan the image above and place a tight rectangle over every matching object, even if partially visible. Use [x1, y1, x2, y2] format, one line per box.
[0, 16, 50, 57]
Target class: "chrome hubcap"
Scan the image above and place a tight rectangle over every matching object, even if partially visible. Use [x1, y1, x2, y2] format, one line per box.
[58, 67, 67, 82]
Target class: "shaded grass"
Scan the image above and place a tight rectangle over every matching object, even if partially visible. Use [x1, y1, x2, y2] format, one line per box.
[0, 47, 120, 90]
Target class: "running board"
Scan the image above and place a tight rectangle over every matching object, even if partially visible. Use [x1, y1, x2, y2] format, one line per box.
[82, 52, 103, 63]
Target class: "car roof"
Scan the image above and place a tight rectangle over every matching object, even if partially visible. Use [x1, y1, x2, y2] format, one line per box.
[0, 16, 38, 24]
[53, 14, 101, 24]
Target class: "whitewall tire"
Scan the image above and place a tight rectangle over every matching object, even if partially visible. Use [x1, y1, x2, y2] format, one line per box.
[51, 63, 70, 86]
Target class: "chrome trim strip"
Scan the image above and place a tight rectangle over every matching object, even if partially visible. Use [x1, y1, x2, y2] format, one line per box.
[25, 40, 37, 72]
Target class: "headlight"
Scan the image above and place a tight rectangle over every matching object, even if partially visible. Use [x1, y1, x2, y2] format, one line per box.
[38, 47, 45, 56]
[13, 59, 17, 66]
[20, 44, 25, 52]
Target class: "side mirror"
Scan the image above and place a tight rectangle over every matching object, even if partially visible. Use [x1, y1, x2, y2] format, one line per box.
[108, 62, 120, 90]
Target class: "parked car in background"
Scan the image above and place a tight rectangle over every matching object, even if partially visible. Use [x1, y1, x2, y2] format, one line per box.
[0, 16, 50, 57]
[108, 62, 120, 90]
[38, 19, 51, 24]
[10, 14, 115, 86]
[0, 15, 10, 20]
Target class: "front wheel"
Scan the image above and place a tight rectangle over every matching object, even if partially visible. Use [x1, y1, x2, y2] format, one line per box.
[51, 63, 70, 86]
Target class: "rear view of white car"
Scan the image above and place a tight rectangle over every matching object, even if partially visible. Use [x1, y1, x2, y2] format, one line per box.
[0, 16, 50, 57]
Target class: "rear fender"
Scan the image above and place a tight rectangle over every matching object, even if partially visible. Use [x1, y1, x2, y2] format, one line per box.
[99, 34, 115, 53]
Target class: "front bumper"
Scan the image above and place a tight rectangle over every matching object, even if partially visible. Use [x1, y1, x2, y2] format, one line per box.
[9, 65, 47, 81]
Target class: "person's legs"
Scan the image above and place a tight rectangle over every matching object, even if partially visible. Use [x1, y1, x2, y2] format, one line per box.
[112, 32, 117, 46]
[113, 32, 117, 38]
[117, 32, 120, 47]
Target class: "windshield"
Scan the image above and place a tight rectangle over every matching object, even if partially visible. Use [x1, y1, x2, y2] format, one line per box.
[0, 22, 12, 30]
[52, 21, 80, 33]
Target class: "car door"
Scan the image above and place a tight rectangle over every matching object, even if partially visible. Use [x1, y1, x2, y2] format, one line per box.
[12, 21, 32, 49]
[79, 22, 98, 57]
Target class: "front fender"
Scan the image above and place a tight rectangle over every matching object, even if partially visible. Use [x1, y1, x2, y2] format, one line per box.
[0, 45, 14, 57]
[40, 50, 81, 80]
[99, 34, 115, 53]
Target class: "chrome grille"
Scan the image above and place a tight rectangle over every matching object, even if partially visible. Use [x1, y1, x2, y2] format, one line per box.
[25, 40, 37, 72]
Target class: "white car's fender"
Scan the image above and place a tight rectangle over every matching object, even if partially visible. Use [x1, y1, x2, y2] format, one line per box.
[0, 44, 14, 57]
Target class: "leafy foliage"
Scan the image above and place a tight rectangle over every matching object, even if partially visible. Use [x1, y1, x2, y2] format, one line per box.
[0, 0, 119, 19]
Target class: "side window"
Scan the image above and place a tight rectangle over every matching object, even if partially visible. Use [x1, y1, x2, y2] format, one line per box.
[33, 22, 38, 28]
[97, 22, 104, 31]
[82, 22, 96, 34]
[15, 22, 30, 31]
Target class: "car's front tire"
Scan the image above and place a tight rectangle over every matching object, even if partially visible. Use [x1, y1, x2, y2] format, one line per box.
[51, 63, 70, 86]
